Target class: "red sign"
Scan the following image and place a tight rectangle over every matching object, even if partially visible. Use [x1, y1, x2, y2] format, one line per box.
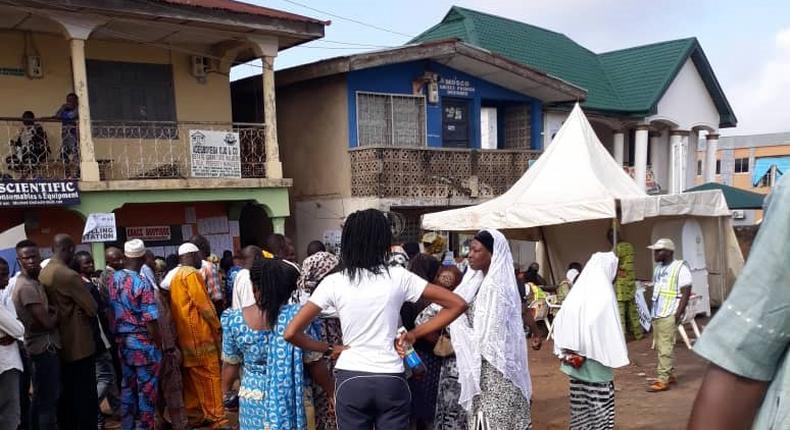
[125, 225, 171, 242]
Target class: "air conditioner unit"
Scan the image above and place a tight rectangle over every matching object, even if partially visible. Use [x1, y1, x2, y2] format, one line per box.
[191, 55, 209, 78]
[732, 210, 746, 220]
[26, 55, 43, 78]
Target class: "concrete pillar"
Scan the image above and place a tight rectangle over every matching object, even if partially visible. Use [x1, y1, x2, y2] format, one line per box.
[613, 131, 625, 165]
[91, 242, 105, 270]
[68, 38, 100, 181]
[669, 130, 690, 193]
[649, 132, 661, 191]
[262, 56, 282, 179]
[633, 126, 650, 191]
[705, 133, 719, 183]
[272, 216, 286, 235]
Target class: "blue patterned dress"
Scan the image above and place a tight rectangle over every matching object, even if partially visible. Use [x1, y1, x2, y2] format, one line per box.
[221, 304, 307, 430]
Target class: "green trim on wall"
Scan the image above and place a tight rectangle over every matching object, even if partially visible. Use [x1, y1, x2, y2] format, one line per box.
[72, 187, 291, 218]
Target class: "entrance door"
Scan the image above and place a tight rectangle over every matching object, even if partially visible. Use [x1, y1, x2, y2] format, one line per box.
[442, 98, 471, 148]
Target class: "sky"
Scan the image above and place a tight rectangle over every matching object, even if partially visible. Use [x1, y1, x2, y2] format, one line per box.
[232, 0, 790, 136]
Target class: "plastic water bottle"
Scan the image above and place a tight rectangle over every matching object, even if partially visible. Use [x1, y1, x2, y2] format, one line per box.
[397, 326, 426, 377]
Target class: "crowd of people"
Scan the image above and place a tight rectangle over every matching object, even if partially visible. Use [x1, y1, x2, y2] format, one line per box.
[0, 177, 787, 430]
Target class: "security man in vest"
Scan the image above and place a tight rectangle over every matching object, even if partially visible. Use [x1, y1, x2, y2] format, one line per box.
[647, 238, 692, 392]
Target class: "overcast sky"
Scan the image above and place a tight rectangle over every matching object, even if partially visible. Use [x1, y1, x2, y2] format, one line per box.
[233, 0, 790, 136]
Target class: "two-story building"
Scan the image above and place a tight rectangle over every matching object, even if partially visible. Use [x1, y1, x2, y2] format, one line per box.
[0, 0, 325, 265]
[413, 6, 738, 195]
[694, 132, 790, 224]
[232, 40, 585, 256]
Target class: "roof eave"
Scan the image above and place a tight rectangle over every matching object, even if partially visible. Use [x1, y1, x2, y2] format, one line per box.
[275, 39, 587, 102]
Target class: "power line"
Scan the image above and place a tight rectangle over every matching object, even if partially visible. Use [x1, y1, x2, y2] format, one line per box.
[276, 0, 415, 39]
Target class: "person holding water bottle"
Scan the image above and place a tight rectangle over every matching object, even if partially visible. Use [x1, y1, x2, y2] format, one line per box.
[284, 209, 467, 430]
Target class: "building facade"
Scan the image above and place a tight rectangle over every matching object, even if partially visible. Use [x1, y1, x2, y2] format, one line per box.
[414, 7, 737, 195]
[232, 41, 584, 257]
[0, 0, 325, 265]
[695, 132, 790, 224]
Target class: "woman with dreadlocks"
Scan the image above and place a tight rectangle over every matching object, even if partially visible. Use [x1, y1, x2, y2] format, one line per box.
[285, 209, 467, 430]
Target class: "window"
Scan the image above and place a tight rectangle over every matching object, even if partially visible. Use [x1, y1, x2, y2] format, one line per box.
[502, 105, 532, 149]
[697, 160, 703, 176]
[716, 159, 721, 175]
[734, 157, 750, 173]
[356, 92, 426, 147]
[87, 60, 177, 138]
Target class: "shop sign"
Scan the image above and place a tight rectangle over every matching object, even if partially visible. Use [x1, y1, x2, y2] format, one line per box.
[189, 130, 241, 178]
[438, 77, 476, 97]
[0, 180, 79, 208]
[125, 225, 171, 242]
[82, 213, 117, 243]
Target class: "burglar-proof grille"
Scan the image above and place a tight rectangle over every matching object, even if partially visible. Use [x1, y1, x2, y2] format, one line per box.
[356, 92, 426, 147]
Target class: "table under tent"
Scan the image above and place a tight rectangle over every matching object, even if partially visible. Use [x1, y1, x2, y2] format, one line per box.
[422, 104, 744, 316]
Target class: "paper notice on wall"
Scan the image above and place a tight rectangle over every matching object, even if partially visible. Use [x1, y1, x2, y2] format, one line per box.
[205, 234, 233, 256]
[82, 213, 117, 243]
[323, 229, 342, 255]
[185, 206, 197, 224]
[181, 224, 193, 241]
[228, 220, 240, 237]
[148, 246, 165, 257]
[197, 216, 229, 235]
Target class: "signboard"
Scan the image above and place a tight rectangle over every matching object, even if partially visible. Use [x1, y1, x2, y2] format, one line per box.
[189, 130, 241, 178]
[438, 77, 476, 97]
[0, 180, 79, 208]
[125, 225, 171, 242]
[82, 213, 117, 243]
[635, 284, 653, 332]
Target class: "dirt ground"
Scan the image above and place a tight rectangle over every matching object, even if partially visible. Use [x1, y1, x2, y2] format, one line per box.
[530, 335, 708, 430]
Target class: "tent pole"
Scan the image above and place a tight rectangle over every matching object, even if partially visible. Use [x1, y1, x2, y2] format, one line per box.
[539, 227, 556, 285]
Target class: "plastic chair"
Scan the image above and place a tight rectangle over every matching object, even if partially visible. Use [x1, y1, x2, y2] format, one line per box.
[544, 295, 562, 339]
[650, 294, 703, 350]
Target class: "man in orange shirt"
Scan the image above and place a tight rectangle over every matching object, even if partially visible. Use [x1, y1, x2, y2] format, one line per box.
[161, 243, 227, 429]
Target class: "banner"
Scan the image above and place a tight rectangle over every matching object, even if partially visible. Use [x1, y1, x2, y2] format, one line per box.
[125, 225, 171, 242]
[635, 283, 653, 332]
[189, 130, 241, 178]
[0, 180, 79, 207]
[82, 213, 117, 243]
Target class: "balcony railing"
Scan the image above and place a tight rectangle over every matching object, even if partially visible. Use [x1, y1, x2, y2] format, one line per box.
[350, 146, 541, 199]
[0, 119, 266, 181]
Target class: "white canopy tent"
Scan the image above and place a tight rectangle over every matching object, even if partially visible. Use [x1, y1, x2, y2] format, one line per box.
[422, 104, 743, 309]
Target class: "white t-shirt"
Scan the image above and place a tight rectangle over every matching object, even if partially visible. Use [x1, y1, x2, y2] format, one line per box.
[309, 266, 427, 373]
[231, 269, 255, 310]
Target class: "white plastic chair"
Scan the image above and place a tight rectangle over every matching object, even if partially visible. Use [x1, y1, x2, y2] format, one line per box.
[650, 294, 703, 350]
[544, 295, 562, 339]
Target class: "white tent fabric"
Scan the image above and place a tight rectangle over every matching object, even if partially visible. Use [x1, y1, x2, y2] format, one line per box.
[422, 103, 648, 231]
[422, 103, 730, 231]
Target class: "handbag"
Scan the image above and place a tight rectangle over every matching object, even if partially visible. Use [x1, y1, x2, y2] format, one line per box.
[433, 329, 454, 357]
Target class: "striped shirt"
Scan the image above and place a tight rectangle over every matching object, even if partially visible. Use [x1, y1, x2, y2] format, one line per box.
[651, 260, 692, 319]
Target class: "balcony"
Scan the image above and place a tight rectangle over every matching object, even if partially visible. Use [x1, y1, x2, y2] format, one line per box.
[350, 146, 540, 199]
[0, 119, 267, 181]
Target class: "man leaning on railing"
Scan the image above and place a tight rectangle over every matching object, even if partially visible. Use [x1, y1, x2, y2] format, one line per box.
[5, 111, 50, 178]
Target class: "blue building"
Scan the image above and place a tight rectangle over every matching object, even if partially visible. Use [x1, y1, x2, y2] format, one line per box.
[231, 40, 584, 256]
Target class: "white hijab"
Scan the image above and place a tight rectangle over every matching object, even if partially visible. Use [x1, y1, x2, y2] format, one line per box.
[553, 252, 629, 368]
[449, 229, 531, 411]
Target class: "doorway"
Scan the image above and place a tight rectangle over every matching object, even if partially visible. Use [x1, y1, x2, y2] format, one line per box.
[442, 98, 471, 148]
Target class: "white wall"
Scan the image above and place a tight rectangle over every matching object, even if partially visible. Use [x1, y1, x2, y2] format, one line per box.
[648, 59, 720, 131]
[543, 111, 568, 148]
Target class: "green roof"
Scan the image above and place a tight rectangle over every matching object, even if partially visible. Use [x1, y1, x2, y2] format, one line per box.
[685, 183, 765, 209]
[412, 7, 736, 127]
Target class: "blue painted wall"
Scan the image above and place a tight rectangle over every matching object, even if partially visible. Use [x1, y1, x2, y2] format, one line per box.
[346, 60, 544, 149]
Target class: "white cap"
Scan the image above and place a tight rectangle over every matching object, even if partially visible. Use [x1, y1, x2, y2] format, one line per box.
[647, 238, 675, 252]
[124, 239, 146, 258]
[178, 242, 199, 256]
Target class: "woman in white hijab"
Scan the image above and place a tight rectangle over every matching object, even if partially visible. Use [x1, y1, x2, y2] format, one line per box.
[552, 252, 630, 430]
[449, 229, 541, 430]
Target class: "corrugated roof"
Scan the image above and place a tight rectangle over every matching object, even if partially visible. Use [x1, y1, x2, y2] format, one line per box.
[412, 6, 736, 127]
[157, 0, 328, 24]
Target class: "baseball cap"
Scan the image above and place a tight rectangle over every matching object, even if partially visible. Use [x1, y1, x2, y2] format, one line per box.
[647, 238, 675, 252]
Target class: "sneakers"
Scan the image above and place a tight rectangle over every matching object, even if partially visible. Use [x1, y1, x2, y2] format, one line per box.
[647, 381, 670, 392]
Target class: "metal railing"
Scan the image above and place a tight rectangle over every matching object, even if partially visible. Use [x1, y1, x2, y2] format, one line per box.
[350, 146, 541, 199]
[0, 119, 267, 180]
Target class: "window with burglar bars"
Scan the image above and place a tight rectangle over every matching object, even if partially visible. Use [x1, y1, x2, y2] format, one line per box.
[356, 92, 426, 147]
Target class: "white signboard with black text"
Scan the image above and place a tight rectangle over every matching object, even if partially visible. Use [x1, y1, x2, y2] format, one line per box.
[189, 130, 241, 178]
[82, 213, 117, 243]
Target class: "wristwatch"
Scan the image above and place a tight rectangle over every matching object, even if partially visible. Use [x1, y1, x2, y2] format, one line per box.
[323, 344, 334, 359]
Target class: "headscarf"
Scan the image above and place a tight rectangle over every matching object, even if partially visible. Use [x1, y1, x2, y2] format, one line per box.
[566, 268, 580, 284]
[298, 251, 340, 297]
[449, 228, 531, 411]
[552, 252, 629, 368]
